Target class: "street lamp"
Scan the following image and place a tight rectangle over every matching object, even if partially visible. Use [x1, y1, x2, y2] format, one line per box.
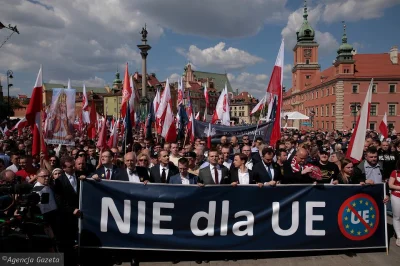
[350, 102, 361, 129]
[6, 70, 13, 119]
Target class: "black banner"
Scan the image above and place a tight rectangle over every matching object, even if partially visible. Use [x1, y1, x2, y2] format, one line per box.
[79, 181, 387, 252]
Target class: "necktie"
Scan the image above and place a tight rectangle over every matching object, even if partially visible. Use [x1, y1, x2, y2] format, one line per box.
[70, 175, 77, 192]
[106, 169, 110, 180]
[267, 165, 273, 180]
[161, 168, 166, 183]
[214, 167, 219, 184]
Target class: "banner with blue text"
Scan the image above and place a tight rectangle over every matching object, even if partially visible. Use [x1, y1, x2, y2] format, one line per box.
[79, 181, 386, 252]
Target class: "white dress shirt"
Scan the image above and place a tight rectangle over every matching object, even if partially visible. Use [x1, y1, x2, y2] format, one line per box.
[210, 164, 222, 184]
[34, 182, 57, 214]
[65, 173, 77, 192]
[238, 169, 250, 184]
[223, 159, 232, 169]
[127, 168, 141, 183]
[245, 160, 253, 170]
[180, 175, 190, 185]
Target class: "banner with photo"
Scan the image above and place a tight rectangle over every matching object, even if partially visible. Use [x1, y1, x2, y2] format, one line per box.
[79, 181, 386, 252]
[44, 88, 76, 145]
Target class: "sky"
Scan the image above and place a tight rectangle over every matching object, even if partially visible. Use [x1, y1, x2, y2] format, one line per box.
[0, 0, 399, 100]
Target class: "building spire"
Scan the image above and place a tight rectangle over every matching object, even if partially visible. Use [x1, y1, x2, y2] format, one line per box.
[341, 21, 347, 44]
[303, 0, 308, 20]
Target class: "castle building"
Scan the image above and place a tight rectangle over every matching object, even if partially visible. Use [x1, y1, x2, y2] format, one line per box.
[282, 1, 400, 131]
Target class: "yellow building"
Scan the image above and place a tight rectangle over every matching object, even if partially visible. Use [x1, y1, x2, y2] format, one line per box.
[230, 92, 258, 125]
[104, 95, 122, 117]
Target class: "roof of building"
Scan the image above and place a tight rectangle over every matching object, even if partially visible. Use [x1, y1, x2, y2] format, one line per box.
[231, 91, 258, 104]
[43, 83, 107, 94]
[133, 72, 161, 87]
[191, 71, 233, 93]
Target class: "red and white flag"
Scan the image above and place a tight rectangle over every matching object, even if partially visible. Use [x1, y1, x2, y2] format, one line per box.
[265, 39, 284, 146]
[161, 102, 177, 143]
[11, 117, 28, 136]
[156, 79, 171, 133]
[379, 112, 388, 138]
[129, 74, 136, 126]
[206, 123, 212, 149]
[346, 79, 373, 162]
[211, 84, 230, 125]
[96, 116, 108, 149]
[25, 66, 43, 156]
[120, 63, 132, 119]
[195, 112, 200, 120]
[82, 84, 90, 123]
[87, 100, 97, 139]
[251, 94, 267, 115]
[107, 118, 119, 148]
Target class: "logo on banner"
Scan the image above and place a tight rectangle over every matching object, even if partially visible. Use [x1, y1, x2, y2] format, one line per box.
[338, 193, 379, 241]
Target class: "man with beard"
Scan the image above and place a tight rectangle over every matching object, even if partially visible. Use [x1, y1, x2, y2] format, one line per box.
[312, 148, 339, 184]
[74, 156, 90, 178]
[379, 140, 398, 180]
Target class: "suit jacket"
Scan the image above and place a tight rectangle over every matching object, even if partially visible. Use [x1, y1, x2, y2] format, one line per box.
[115, 166, 152, 182]
[230, 168, 255, 184]
[54, 173, 79, 215]
[252, 161, 282, 184]
[287, 148, 297, 162]
[281, 160, 314, 184]
[169, 173, 198, 184]
[150, 163, 179, 183]
[91, 165, 120, 180]
[198, 164, 230, 185]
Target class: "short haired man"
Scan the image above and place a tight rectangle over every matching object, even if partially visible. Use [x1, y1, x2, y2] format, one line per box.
[241, 145, 253, 170]
[198, 150, 230, 185]
[253, 147, 282, 186]
[91, 149, 120, 180]
[282, 148, 314, 184]
[169, 143, 181, 167]
[117, 152, 151, 183]
[169, 158, 198, 184]
[221, 144, 232, 169]
[149, 150, 179, 183]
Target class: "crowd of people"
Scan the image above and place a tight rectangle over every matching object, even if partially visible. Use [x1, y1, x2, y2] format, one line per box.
[1, 125, 400, 265]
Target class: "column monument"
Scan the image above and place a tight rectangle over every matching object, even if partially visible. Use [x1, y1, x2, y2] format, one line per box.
[137, 25, 151, 120]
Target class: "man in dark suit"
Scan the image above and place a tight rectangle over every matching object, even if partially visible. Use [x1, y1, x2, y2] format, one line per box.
[229, 153, 256, 185]
[198, 150, 230, 185]
[150, 150, 179, 183]
[87, 146, 99, 168]
[116, 152, 151, 183]
[285, 139, 297, 162]
[91, 149, 120, 180]
[282, 148, 314, 184]
[54, 156, 81, 264]
[253, 147, 282, 186]
[169, 158, 198, 184]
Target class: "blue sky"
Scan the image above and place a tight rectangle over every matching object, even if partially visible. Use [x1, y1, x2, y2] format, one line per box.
[1, 0, 399, 100]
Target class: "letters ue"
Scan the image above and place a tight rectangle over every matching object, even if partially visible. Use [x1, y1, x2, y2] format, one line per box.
[100, 198, 326, 236]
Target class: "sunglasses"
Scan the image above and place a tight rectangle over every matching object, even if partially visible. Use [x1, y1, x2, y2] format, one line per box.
[139, 159, 148, 162]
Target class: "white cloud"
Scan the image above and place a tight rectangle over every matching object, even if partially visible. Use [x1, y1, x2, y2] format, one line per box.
[178, 42, 264, 70]
[228, 72, 269, 99]
[168, 73, 181, 83]
[48, 76, 107, 88]
[321, 0, 400, 23]
[9, 87, 22, 95]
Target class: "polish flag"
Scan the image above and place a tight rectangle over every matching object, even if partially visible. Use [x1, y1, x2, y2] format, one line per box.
[195, 112, 200, 120]
[251, 94, 267, 115]
[211, 84, 230, 125]
[265, 39, 284, 146]
[107, 118, 119, 148]
[129, 74, 136, 127]
[87, 100, 97, 139]
[82, 84, 90, 123]
[25, 66, 43, 157]
[161, 102, 177, 143]
[379, 112, 388, 138]
[96, 116, 108, 149]
[206, 123, 212, 149]
[11, 117, 28, 136]
[120, 63, 132, 119]
[157, 79, 171, 133]
[346, 79, 373, 163]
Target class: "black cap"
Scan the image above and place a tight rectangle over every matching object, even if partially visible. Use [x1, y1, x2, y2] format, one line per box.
[319, 147, 330, 155]
[183, 152, 196, 159]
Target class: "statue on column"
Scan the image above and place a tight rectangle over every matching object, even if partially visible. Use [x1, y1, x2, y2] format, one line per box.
[141, 25, 148, 41]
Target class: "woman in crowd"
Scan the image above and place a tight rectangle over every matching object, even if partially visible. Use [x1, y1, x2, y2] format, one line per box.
[330, 152, 345, 170]
[337, 159, 365, 184]
[388, 160, 400, 247]
[137, 152, 151, 176]
[51, 168, 62, 181]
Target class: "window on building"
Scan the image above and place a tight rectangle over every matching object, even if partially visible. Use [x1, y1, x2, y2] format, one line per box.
[326, 105, 329, 116]
[326, 122, 329, 130]
[316, 91, 318, 99]
[316, 121, 319, 128]
[352, 84, 359, 93]
[105, 98, 108, 103]
[332, 86, 335, 95]
[370, 104, 377, 116]
[331, 122, 335, 130]
[326, 88, 329, 96]
[389, 84, 396, 93]
[315, 107, 318, 117]
[332, 105, 335, 116]
[118, 97, 122, 104]
[372, 84, 377, 93]
[306, 59, 310, 64]
[321, 121, 324, 129]
[114, 108, 117, 113]
[369, 123, 376, 131]
[388, 122, 395, 130]
[389, 104, 396, 116]
[114, 98, 116, 103]
[306, 75, 311, 79]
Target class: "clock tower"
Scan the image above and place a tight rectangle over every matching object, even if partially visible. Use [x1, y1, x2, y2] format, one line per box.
[292, 0, 320, 93]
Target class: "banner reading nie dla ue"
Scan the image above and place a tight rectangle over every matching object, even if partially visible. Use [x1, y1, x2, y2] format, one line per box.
[79, 181, 387, 252]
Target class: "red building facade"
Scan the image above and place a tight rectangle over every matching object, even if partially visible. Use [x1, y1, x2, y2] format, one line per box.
[283, 3, 400, 131]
